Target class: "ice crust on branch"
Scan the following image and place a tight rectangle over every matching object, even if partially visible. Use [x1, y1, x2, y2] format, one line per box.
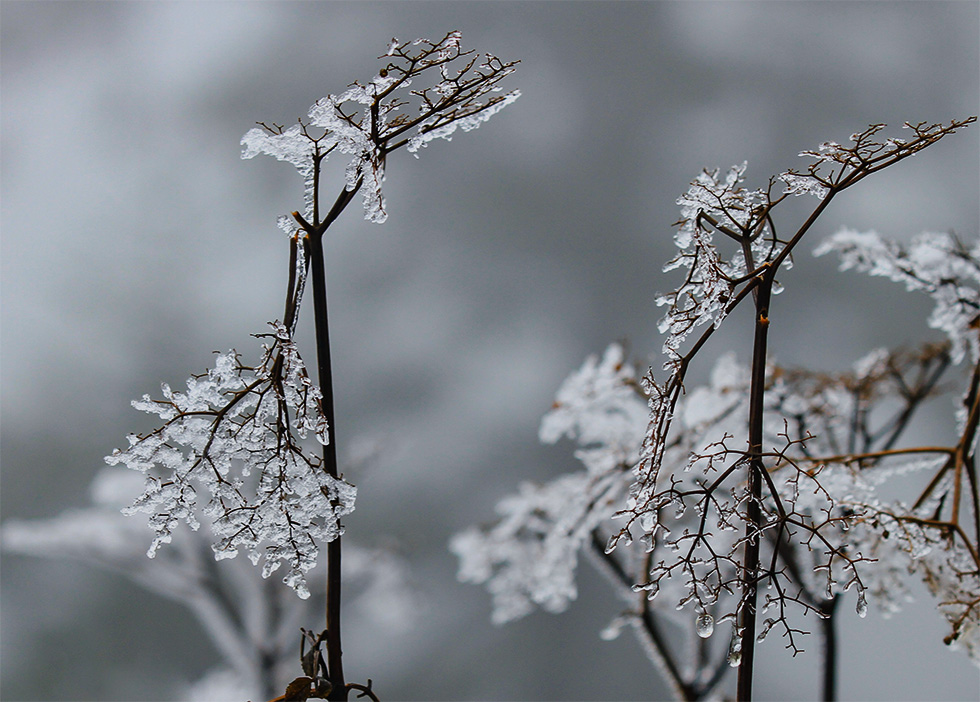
[779, 119, 976, 201]
[242, 31, 519, 224]
[657, 163, 780, 367]
[106, 322, 354, 598]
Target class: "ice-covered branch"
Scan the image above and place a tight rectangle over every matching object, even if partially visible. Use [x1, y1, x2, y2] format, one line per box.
[452, 118, 976, 695]
[242, 32, 519, 224]
[106, 322, 354, 599]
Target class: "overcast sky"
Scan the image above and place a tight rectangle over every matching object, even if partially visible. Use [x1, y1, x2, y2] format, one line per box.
[2, 2, 979, 700]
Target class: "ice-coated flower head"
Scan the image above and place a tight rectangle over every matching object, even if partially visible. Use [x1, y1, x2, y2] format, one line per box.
[107, 323, 354, 598]
[243, 32, 519, 225]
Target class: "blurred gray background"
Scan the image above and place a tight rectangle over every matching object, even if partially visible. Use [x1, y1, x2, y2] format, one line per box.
[2, 1, 979, 700]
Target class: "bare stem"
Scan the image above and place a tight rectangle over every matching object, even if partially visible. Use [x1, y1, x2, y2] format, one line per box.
[737, 273, 774, 702]
[296, 178, 361, 700]
[306, 226, 346, 700]
[819, 596, 840, 702]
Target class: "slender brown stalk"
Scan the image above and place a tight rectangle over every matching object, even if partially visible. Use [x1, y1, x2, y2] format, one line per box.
[737, 274, 774, 701]
[306, 226, 346, 699]
[294, 177, 362, 700]
[819, 596, 840, 702]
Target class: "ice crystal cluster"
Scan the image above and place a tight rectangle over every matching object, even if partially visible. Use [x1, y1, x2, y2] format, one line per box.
[454, 119, 979, 683]
[107, 322, 353, 598]
[242, 31, 519, 225]
[658, 163, 783, 367]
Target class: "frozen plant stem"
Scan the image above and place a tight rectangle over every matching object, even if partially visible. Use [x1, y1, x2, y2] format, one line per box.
[819, 596, 840, 702]
[446, 117, 976, 702]
[294, 179, 363, 700]
[266, 32, 515, 698]
[628, 120, 976, 700]
[309, 223, 345, 699]
[737, 274, 774, 702]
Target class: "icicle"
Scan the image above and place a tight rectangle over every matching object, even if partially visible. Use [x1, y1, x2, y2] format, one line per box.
[856, 589, 869, 618]
[728, 628, 743, 667]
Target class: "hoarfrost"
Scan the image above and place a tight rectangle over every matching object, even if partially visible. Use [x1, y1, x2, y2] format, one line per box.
[243, 32, 518, 225]
[106, 322, 354, 597]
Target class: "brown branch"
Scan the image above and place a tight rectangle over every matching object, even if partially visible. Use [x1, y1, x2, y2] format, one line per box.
[737, 276, 774, 702]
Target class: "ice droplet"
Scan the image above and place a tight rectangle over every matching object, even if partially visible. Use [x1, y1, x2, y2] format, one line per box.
[646, 580, 661, 600]
[315, 418, 330, 446]
[673, 498, 687, 520]
[696, 613, 715, 638]
[756, 618, 775, 642]
[856, 590, 868, 618]
[728, 631, 742, 667]
[604, 534, 618, 554]
[600, 615, 629, 641]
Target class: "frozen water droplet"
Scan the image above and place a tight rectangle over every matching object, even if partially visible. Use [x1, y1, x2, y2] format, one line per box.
[646, 580, 661, 600]
[639, 532, 655, 553]
[856, 590, 868, 618]
[600, 615, 629, 641]
[757, 618, 775, 642]
[728, 632, 742, 667]
[696, 613, 715, 638]
[639, 511, 656, 531]
[673, 499, 686, 520]
[315, 419, 330, 446]
[604, 534, 618, 554]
